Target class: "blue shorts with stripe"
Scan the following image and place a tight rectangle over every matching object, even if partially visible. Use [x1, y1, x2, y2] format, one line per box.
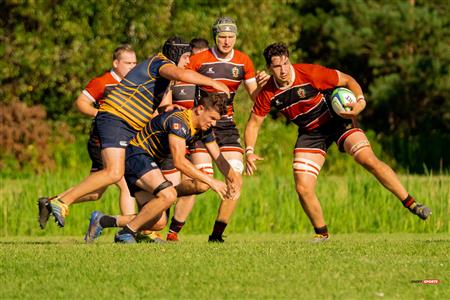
[95, 111, 137, 149]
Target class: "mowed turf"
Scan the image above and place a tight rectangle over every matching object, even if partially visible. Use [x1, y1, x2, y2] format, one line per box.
[1, 234, 448, 299]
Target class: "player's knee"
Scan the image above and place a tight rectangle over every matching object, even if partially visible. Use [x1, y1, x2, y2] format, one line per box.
[103, 168, 124, 184]
[295, 182, 314, 200]
[228, 159, 244, 174]
[356, 153, 380, 172]
[151, 215, 167, 231]
[195, 181, 210, 194]
[157, 187, 177, 207]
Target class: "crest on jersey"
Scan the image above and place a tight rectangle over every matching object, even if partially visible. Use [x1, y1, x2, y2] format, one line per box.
[232, 66, 239, 78]
[297, 88, 305, 98]
[172, 123, 181, 130]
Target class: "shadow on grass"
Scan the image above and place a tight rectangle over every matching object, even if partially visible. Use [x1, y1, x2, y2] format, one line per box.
[0, 240, 82, 245]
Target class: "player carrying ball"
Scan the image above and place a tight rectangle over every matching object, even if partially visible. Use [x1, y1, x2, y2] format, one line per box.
[245, 43, 431, 241]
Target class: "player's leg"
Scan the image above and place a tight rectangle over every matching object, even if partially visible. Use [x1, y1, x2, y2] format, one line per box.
[167, 151, 213, 241]
[293, 149, 327, 241]
[209, 149, 244, 242]
[342, 130, 431, 220]
[115, 169, 177, 243]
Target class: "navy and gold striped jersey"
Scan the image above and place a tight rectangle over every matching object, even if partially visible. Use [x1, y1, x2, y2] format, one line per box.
[130, 109, 215, 162]
[100, 53, 173, 130]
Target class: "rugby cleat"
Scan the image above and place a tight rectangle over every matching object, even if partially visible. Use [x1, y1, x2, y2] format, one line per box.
[84, 211, 104, 243]
[166, 232, 179, 242]
[312, 234, 330, 243]
[136, 231, 166, 244]
[410, 203, 431, 220]
[208, 235, 225, 243]
[49, 198, 69, 228]
[114, 229, 137, 244]
[38, 197, 52, 229]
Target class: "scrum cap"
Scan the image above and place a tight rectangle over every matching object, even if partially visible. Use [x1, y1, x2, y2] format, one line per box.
[212, 16, 238, 42]
[162, 36, 191, 65]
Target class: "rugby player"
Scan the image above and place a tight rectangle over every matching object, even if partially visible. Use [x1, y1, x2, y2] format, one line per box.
[245, 43, 431, 241]
[166, 17, 263, 243]
[38, 45, 137, 229]
[84, 93, 241, 244]
[46, 36, 230, 229]
[189, 37, 209, 54]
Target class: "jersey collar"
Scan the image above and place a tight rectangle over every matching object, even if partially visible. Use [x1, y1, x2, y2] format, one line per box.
[110, 69, 122, 82]
[212, 47, 234, 62]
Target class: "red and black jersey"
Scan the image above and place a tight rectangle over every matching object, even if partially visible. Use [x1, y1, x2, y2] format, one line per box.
[253, 64, 339, 131]
[82, 70, 122, 107]
[187, 48, 256, 117]
[171, 81, 196, 109]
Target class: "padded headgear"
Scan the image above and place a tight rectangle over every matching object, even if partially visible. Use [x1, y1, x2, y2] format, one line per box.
[162, 36, 191, 65]
[212, 16, 238, 42]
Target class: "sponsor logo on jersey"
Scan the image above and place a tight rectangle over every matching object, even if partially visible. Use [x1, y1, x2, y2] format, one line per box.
[232, 66, 239, 78]
[181, 127, 187, 135]
[151, 162, 158, 167]
[179, 89, 186, 95]
[275, 99, 282, 106]
[119, 141, 128, 147]
[172, 123, 181, 130]
[207, 67, 215, 74]
[297, 88, 305, 98]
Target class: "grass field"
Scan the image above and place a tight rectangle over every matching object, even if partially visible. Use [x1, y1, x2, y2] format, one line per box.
[1, 234, 448, 299]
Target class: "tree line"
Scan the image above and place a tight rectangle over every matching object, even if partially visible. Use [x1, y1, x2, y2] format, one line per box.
[1, 0, 449, 172]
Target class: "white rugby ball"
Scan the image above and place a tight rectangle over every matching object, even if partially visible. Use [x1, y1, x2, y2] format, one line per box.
[331, 87, 356, 114]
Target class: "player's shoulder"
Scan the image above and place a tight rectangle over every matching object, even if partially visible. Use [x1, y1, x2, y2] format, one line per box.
[232, 49, 252, 62]
[190, 48, 215, 63]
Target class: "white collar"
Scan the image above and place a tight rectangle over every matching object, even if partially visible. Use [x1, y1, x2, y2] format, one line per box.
[110, 69, 122, 82]
[212, 47, 234, 62]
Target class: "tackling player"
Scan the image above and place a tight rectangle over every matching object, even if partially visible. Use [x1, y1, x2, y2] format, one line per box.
[45, 36, 230, 229]
[166, 16, 263, 243]
[245, 43, 431, 241]
[84, 93, 241, 243]
[38, 45, 137, 229]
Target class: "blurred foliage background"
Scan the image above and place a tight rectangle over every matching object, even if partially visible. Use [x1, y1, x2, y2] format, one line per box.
[1, 0, 449, 175]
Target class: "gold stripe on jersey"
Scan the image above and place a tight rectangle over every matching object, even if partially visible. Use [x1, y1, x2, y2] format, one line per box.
[105, 94, 148, 126]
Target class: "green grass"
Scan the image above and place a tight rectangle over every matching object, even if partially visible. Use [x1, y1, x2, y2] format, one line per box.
[1, 234, 448, 299]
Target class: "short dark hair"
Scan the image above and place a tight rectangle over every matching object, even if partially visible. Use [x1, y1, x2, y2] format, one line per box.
[263, 43, 289, 66]
[197, 93, 228, 116]
[190, 38, 209, 50]
[113, 44, 135, 61]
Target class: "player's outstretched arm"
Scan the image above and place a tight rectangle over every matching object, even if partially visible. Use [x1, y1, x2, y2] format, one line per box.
[244, 112, 266, 175]
[160, 64, 230, 97]
[205, 141, 242, 201]
[169, 135, 228, 200]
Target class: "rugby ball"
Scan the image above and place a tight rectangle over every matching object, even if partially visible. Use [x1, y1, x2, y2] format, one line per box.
[330, 87, 356, 114]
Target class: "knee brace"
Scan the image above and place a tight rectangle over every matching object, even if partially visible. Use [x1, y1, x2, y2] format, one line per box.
[152, 180, 173, 196]
[228, 159, 244, 174]
[195, 163, 214, 175]
[293, 158, 321, 178]
[349, 140, 371, 156]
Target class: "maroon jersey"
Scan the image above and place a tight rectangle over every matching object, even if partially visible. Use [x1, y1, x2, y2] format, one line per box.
[253, 64, 339, 131]
[187, 48, 256, 117]
[171, 81, 196, 109]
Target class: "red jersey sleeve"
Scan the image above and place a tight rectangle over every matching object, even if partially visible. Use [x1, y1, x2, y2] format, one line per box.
[252, 84, 273, 117]
[243, 53, 256, 81]
[83, 76, 107, 103]
[296, 64, 339, 90]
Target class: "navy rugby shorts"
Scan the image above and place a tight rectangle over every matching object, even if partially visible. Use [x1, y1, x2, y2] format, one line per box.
[95, 111, 137, 149]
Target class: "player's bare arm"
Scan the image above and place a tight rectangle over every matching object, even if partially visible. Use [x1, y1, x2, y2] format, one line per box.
[159, 64, 230, 98]
[244, 112, 266, 175]
[205, 141, 242, 200]
[337, 72, 366, 118]
[169, 135, 228, 199]
[75, 93, 98, 117]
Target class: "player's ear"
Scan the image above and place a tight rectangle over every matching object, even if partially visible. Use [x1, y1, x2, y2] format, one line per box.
[113, 59, 119, 69]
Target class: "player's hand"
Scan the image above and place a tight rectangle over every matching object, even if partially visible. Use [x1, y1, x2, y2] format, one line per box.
[164, 104, 186, 112]
[338, 101, 365, 119]
[213, 81, 230, 98]
[226, 174, 242, 201]
[256, 70, 270, 88]
[245, 153, 264, 175]
[209, 178, 228, 200]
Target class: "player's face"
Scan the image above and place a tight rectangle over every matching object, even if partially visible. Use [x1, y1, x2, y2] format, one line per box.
[114, 51, 137, 78]
[197, 107, 221, 130]
[177, 52, 191, 69]
[216, 32, 236, 55]
[269, 55, 292, 86]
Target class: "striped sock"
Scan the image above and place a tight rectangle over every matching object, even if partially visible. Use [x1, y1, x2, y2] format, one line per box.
[402, 195, 417, 210]
[169, 217, 185, 234]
